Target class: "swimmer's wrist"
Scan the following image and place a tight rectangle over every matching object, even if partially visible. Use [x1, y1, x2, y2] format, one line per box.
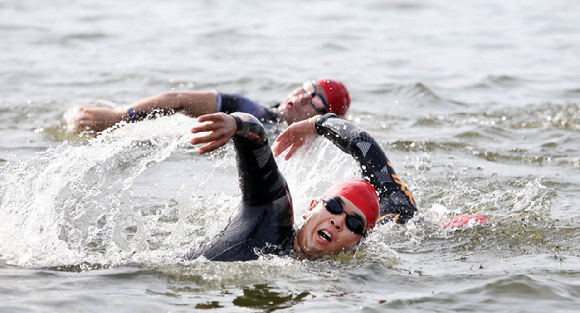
[118, 108, 136, 123]
[308, 115, 321, 134]
[127, 108, 136, 123]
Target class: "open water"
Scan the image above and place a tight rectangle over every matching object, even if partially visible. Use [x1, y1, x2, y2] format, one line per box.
[2, 0, 580, 311]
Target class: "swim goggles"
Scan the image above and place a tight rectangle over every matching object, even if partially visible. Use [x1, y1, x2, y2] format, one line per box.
[323, 197, 366, 237]
[302, 81, 328, 114]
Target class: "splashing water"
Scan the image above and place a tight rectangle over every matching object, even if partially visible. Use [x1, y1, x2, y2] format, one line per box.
[0, 112, 558, 269]
[0, 113, 382, 267]
[0, 115, 198, 267]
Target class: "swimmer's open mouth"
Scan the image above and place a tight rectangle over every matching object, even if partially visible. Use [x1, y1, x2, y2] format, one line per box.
[318, 230, 332, 242]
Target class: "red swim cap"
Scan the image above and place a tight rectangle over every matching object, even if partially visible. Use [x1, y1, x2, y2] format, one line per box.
[321, 179, 379, 229]
[316, 79, 350, 116]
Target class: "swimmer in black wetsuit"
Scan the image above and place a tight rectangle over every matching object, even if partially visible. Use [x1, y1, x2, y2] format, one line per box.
[185, 110, 417, 261]
[70, 79, 350, 134]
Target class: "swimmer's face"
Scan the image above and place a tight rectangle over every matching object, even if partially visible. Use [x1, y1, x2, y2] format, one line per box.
[296, 196, 367, 256]
[278, 81, 329, 125]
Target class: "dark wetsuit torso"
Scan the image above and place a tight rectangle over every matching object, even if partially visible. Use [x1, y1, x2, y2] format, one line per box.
[186, 113, 416, 261]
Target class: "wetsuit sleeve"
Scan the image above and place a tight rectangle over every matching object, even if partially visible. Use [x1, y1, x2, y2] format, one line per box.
[314, 114, 417, 224]
[219, 93, 279, 124]
[231, 112, 288, 205]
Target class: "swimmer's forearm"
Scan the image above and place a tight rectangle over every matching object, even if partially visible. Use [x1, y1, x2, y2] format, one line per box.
[125, 91, 218, 121]
[230, 112, 286, 204]
[232, 112, 268, 148]
[314, 113, 354, 154]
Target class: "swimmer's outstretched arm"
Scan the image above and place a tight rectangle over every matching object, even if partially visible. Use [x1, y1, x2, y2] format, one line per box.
[74, 91, 218, 133]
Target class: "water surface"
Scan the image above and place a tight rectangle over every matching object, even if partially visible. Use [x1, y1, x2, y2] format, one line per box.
[2, 0, 580, 311]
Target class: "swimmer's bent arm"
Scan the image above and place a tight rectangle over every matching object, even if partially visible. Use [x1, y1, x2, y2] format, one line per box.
[187, 112, 292, 261]
[314, 114, 417, 224]
[231, 113, 290, 206]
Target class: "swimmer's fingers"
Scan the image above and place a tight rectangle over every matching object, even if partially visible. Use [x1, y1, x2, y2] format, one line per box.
[273, 117, 318, 160]
[73, 107, 122, 133]
[197, 139, 229, 154]
[190, 122, 218, 135]
[190, 113, 237, 154]
[272, 135, 291, 157]
[191, 114, 220, 133]
[272, 129, 300, 158]
[191, 130, 229, 154]
[195, 112, 227, 124]
[190, 113, 234, 133]
[273, 132, 307, 160]
[283, 141, 304, 160]
[74, 108, 97, 128]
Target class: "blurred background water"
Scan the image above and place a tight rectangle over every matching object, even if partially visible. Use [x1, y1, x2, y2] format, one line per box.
[1, 0, 580, 311]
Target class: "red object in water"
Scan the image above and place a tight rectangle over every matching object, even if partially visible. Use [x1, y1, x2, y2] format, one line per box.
[444, 214, 488, 229]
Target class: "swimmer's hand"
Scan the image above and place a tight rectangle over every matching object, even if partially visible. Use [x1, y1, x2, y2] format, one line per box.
[443, 214, 488, 229]
[71, 107, 125, 134]
[273, 115, 320, 160]
[190, 113, 237, 154]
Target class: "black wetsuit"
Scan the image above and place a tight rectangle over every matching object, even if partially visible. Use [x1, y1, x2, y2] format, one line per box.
[217, 93, 279, 125]
[186, 113, 416, 261]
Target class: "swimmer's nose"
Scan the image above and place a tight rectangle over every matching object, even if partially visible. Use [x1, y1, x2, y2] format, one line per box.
[330, 217, 343, 231]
